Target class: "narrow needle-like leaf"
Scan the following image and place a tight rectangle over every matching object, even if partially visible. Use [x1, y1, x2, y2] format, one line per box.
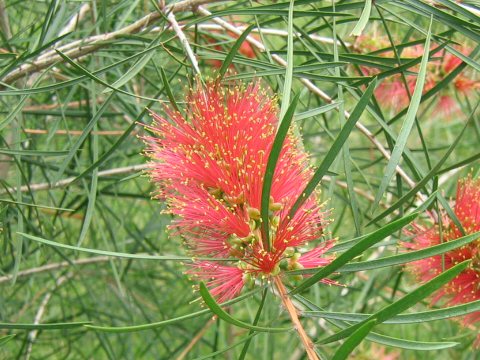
[288, 78, 377, 219]
[261, 94, 300, 250]
[373, 18, 433, 211]
[199, 283, 289, 333]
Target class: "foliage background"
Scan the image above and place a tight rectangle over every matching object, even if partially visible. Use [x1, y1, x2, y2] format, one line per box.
[0, 0, 479, 359]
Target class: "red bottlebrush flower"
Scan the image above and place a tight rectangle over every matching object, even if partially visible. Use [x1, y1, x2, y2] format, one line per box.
[297, 241, 335, 269]
[353, 35, 478, 117]
[403, 175, 480, 347]
[443, 51, 464, 74]
[144, 81, 334, 302]
[435, 95, 460, 119]
[187, 262, 245, 304]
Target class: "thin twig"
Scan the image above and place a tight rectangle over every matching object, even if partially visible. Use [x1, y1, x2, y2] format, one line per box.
[24, 274, 71, 360]
[0, 0, 12, 40]
[22, 99, 102, 111]
[426, 0, 480, 17]
[0, 256, 109, 284]
[0, 164, 148, 195]
[438, 167, 463, 186]
[273, 276, 319, 360]
[324, 175, 377, 204]
[0, 161, 385, 210]
[457, 2, 480, 16]
[150, 23, 350, 46]
[165, 7, 201, 75]
[0, 130, 12, 179]
[175, 317, 217, 360]
[2, 0, 226, 84]
[58, 3, 91, 37]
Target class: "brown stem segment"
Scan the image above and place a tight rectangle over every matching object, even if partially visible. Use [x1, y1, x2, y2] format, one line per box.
[273, 276, 319, 360]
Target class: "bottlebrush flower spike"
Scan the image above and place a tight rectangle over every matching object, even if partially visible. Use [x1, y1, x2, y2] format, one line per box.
[403, 175, 480, 347]
[354, 34, 478, 117]
[144, 81, 334, 302]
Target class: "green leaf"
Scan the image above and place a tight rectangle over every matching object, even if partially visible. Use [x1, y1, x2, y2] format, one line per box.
[68, 82, 172, 187]
[368, 104, 475, 224]
[77, 84, 99, 247]
[226, 64, 367, 82]
[318, 260, 470, 344]
[373, 17, 433, 211]
[435, 0, 480, 23]
[36, 0, 57, 48]
[196, 9, 351, 22]
[55, 50, 161, 101]
[0, 198, 73, 212]
[290, 212, 418, 294]
[239, 289, 268, 360]
[294, 102, 342, 121]
[52, 93, 116, 185]
[0, 43, 167, 96]
[219, 24, 255, 79]
[199, 283, 289, 333]
[261, 94, 299, 250]
[0, 70, 50, 131]
[194, 333, 258, 360]
[69, 121, 137, 187]
[296, 294, 459, 350]
[0, 52, 17, 59]
[17, 232, 213, 261]
[304, 299, 480, 324]
[366, 333, 458, 350]
[333, 6, 361, 236]
[0, 149, 68, 157]
[439, 152, 480, 175]
[395, 0, 480, 43]
[340, 231, 479, 272]
[0, 334, 16, 346]
[444, 44, 480, 73]
[226, 63, 349, 81]
[436, 193, 466, 236]
[160, 67, 179, 112]
[332, 319, 376, 360]
[291, 231, 479, 274]
[0, 321, 90, 330]
[279, 0, 295, 121]
[270, 50, 403, 68]
[288, 78, 377, 219]
[104, 34, 162, 93]
[85, 287, 264, 333]
[350, 0, 372, 36]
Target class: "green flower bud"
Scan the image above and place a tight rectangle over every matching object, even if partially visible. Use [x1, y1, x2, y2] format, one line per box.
[283, 247, 295, 258]
[227, 234, 243, 246]
[249, 219, 260, 231]
[271, 264, 281, 276]
[247, 206, 261, 220]
[279, 258, 289, 270]
[269, 202, 283, 212]
[291, 252, 301, 262]
[271, 215, 280, 228]
[238, 261, 248, 270]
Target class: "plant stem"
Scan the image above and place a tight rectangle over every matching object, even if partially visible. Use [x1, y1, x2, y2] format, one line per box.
[273, 276, 319, 360]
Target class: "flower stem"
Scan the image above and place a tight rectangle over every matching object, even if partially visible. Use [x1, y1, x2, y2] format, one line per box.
[273, 276, 319, 360]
